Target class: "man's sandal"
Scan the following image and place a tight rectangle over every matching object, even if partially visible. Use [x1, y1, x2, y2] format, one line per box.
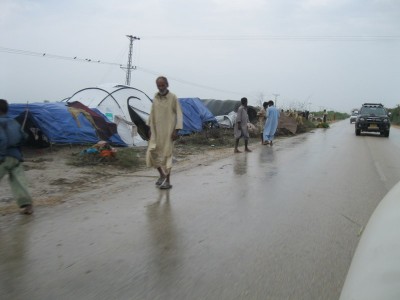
[155, 177, 166, 186]
[159, 181, 172, 189]
[20, 204, 34, 215]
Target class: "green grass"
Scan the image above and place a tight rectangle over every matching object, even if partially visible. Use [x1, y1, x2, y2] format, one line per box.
[316, 122, 330, 128]
[389, 106, 400, 125]
[66, 147, 147, 170]
[176, 128, 237, 148]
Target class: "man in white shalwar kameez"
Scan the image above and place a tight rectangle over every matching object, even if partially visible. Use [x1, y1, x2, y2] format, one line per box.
[263, 100, 280, 146]
[146, 76, 183, 189]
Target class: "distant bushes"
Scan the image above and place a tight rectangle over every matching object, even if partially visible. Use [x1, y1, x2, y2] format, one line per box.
[388, 106, 400, 125]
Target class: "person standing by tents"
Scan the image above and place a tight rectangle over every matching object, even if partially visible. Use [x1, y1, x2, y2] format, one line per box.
[257, 101, 268, 144]
[234, 97, 252, 153]
[323, 109, 328, 123]
[263, 100, 280, 146]
[0, 99, 33, 215]
[146, 76, 183, 190]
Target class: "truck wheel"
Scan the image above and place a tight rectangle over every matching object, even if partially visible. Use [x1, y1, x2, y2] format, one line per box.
[355, 128, 361, 136]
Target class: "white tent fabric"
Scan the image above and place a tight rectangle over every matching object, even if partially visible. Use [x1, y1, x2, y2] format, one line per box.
[215, 111, 236, 128]
[66, 84, 153, 146]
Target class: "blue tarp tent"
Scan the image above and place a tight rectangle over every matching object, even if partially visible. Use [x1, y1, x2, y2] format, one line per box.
[8, 102, 126, 146]
[178, 98, 218, 135]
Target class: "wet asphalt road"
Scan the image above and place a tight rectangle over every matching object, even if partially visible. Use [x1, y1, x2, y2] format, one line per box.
[1, 120, 400, 300]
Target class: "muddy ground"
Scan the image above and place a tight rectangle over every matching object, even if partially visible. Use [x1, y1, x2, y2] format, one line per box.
[0, 141, 246, 215]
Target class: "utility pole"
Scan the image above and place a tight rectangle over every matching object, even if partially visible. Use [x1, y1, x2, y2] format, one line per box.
[121, 35, 140, 86]
[272, 93, 280, 107]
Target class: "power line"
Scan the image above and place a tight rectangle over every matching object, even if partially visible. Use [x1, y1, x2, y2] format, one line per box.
[136, 66, 247, 97]
[142, 35, 400, 41]
[0, 47, 123, 66]
[1, 46, 250, 98]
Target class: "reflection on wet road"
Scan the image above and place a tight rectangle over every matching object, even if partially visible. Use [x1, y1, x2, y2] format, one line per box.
[145, 190, 182, 293]
[0, 217, 32, 296]
[233, 153, 248, 175]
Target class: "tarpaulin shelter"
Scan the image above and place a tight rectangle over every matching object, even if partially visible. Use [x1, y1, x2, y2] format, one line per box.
[8, 102, 126, 146]
[127, 97, 220, 140]
[178, 98, 218, 135]
[64, 84, 221, 143]
[65, 84, 153, 146]
[200, 99, 241, 116]
[200, 99, 258, 127]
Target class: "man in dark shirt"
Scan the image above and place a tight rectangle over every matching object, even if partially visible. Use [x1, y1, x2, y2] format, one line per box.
[0, 99, 33, 215]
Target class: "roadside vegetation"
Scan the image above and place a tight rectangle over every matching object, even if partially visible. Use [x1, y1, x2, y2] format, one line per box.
[388, 105, 400, 125]
[66, 145, 147, 170]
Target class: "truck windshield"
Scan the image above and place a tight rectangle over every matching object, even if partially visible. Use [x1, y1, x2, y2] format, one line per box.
[361, 107, 387, 116]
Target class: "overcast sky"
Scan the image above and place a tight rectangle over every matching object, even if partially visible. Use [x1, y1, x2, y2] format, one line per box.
[1, 0, 399, 113]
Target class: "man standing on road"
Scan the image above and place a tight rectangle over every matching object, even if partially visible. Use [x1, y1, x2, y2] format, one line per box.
[0, 99, 33, 215]
[146, 76, 183, 190]
[323, 109, 328, 123]
[234, 97, 252, 153]
[263, 100, 280, 146]
[257, 101, 268, 144]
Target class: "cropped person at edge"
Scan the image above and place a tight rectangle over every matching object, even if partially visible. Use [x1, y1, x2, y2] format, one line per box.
[0, 99, 33, 215]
